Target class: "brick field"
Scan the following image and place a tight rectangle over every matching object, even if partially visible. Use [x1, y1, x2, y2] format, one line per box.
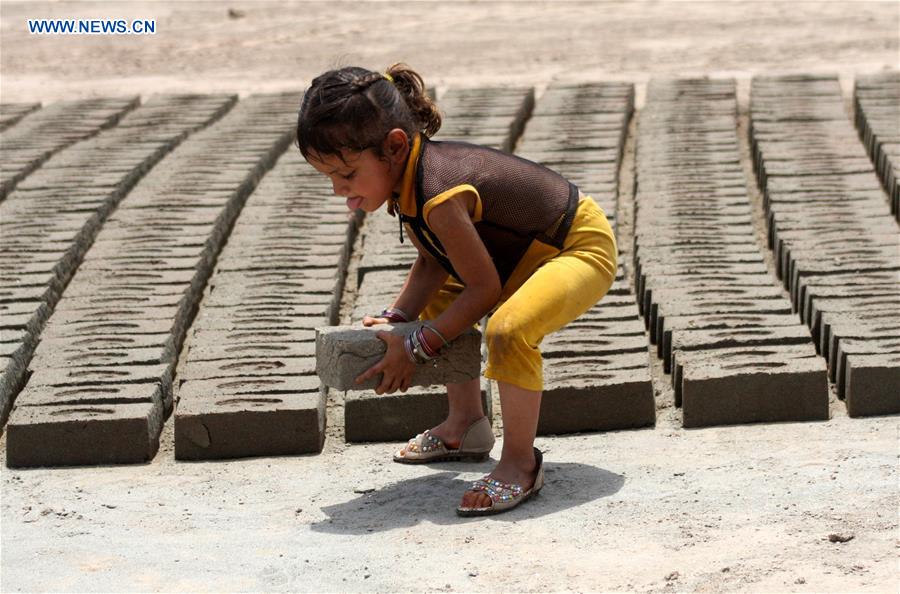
[1, 74, 897, 468]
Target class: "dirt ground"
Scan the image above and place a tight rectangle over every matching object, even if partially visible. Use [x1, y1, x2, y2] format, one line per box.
[1, 1, 899, 592]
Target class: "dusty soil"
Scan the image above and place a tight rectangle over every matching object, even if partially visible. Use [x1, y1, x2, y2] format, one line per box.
[1, 1, 898, 592]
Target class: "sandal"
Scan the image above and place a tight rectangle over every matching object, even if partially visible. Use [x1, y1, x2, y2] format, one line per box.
[456, 448, 544, 517]
[393, 416, 494, 464]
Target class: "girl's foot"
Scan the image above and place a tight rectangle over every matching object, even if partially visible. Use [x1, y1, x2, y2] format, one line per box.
[459, 451, 538, 510]
[394, 415, 492, 461]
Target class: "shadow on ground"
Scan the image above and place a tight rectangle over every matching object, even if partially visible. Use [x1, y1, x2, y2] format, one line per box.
[311, 461, 624, 533]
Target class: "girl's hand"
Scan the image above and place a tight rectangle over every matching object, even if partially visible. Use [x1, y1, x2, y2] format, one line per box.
[362, 315, 389, 327]
[355, 331, 415, 395]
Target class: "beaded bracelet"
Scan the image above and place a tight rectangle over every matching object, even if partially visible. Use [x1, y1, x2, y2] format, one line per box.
[379, 307, 410, 323]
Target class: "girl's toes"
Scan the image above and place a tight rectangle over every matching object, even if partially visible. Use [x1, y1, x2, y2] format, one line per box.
[475, 493, 492, 509]
[460, 490, 492, 510]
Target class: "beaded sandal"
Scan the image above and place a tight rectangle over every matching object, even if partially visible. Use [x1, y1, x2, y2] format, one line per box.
[393, 416, 494, 464]
[456, 448, 544, 516]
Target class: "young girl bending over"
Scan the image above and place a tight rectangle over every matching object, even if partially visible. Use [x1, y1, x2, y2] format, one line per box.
[297, 64, 617, 516]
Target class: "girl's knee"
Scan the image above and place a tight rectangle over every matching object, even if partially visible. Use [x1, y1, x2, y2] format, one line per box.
[485, 311, 530, 352]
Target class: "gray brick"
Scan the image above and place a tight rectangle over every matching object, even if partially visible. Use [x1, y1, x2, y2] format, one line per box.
[844, 352, 900, 417]
[316, 324, 482, 391]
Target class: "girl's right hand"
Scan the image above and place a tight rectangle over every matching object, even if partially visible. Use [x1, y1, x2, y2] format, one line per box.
[362, 316, 390, 327]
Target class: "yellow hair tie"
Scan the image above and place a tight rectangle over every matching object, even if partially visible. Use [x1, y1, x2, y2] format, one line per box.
[383, 72, 394, 84]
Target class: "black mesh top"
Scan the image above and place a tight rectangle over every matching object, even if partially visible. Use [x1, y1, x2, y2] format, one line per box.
[401, 137, 580, 286]
[418, 139, 576, 244]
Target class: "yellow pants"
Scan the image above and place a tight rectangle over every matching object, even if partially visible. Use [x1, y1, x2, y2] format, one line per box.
[421, 196, 617, 391]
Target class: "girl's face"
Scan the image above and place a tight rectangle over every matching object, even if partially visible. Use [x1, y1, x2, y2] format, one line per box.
[306, 130, 409, 213]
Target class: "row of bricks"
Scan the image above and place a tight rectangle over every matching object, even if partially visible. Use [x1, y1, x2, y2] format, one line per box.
[749, 74, 899, 418]
[173, 139, 359, 459]
[5, 94, 299, 467]
[516, 83, 654, 433]
[633, 78, 827, 428]
[854, 72, 900, 221]
[0, 97, 138, 200]
[0, 94, 238, 431]
[3, 74, 892, 462]
[0, 102, 40, 131]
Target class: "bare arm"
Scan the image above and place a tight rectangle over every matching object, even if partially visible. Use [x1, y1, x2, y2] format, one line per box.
[422, 191, 501, 343]
[355, 197, 499, 394]
[362, 225, 448, 325]
[391, 230, 450, 318]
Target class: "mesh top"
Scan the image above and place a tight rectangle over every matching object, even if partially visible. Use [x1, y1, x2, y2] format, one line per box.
[418, 140, 575, 241]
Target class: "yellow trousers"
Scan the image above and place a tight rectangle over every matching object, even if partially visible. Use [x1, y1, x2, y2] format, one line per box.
[421, 196, 617, 391]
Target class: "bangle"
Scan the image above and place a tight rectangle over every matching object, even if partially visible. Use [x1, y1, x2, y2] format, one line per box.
[416, 327, 438, 358]
[379, 307, 410, 323]
[421, 321, 450, 348]
[406, 330, 439, 365]
[403, 333, 418, 364]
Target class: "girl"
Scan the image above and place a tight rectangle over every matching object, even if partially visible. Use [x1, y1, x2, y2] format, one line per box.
[297, 64, 617, 516]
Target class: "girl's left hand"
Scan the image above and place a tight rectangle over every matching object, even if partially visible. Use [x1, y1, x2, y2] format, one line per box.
[355, 331, 415, 394]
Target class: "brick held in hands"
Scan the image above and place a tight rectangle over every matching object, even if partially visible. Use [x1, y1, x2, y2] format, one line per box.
[315, 324, 482, 391]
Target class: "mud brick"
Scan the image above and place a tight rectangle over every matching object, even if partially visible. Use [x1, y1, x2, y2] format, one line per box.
[539, 356, 654, 434]
[39, 318, 178, 339]
[187, 340, 315, 362]
[786, 249, 899, 293]
[823, 317, 900, 362]
[174, 375, 325, 459]
[843, 352, 900, 417]
[634, 234, 760, 251]
[191, 307, 330, 331]
[646, 286, 785, 329]
[358, 249, 417, 286]
[832, 336, 900, 397]
[344, 381, 492, 443]
[635, 249, 763, 269]
[212, 253, 346, 273]
[208, 271, 338, 297]
[0, 330, 29, 355]
[680, 353, 828, 427]
[6, 386, 165, 467]
[807, 295, 900, 344]
[674, 342, 819, 406]
[794, 271, 899, 314]
[0, 102, 41, 131]
[190, 327, 317, 345]
[316, 324, 481, 391]
[34, 332, 170, 354]
[14, 374, 171, 408]
[637, 273, 774, 316]
[2, 305, 49, 335]
[799, 284, 900, 326]
[669, 324, 813, 375]
[776, 233, 899, 276]
[660, 313, 804, 362]
[541, 334, 648, 358]
[637, 263, 768, 285]
[25, 363, 169, 388]
[179, 356, 316, 381]
[30, 341, 166, 368]
[652, 296, 793, 344]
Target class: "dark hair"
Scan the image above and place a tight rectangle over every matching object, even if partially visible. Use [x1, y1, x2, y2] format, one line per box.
[296, 63, 441, 161]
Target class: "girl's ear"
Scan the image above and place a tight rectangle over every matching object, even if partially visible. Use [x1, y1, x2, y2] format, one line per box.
[383, 128, 409, 163]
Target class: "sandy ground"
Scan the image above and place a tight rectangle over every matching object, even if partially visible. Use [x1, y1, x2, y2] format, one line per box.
[1, 1, 899, 592]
